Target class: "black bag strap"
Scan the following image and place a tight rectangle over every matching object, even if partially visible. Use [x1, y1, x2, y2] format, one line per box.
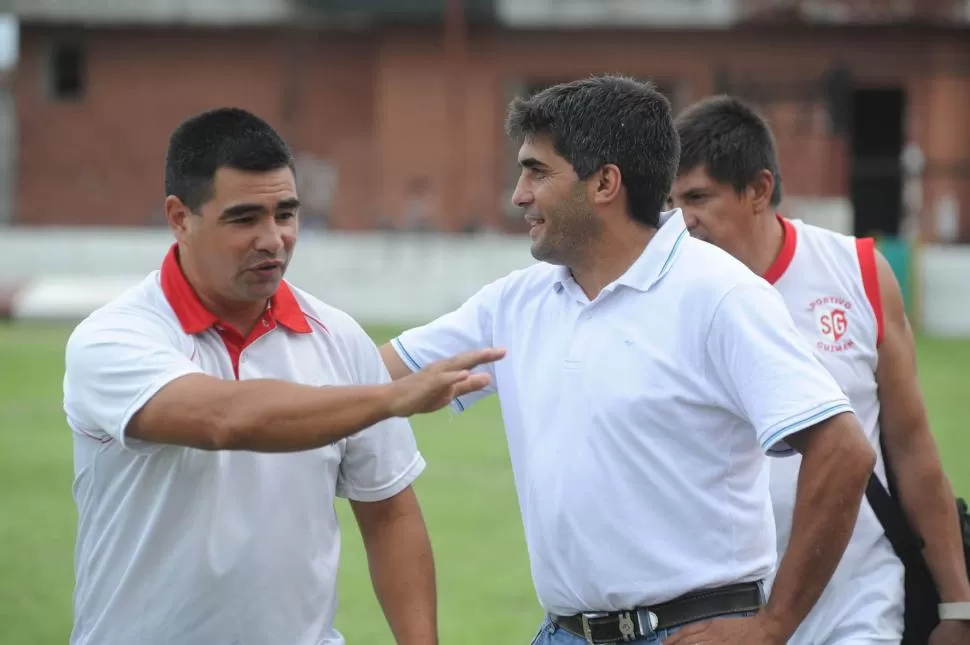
[866, 471, 925, 559]
[868, 424, 927, 560]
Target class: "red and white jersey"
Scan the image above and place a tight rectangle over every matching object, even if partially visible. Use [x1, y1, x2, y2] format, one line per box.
[62, 245, 425, 645]
[764, 216, 904, 645]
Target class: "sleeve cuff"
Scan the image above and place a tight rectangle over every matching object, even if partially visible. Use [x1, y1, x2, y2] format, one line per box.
[116, 367, 203, 453]
[392, 337, 468, 414]
[338, 452, 427, 503]
[761, 401, 854, 457]
[391, 336, 422, 372]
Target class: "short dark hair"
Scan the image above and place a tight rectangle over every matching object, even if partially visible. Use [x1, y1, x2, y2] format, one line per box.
[165, 107, 295, 211]
[505, 75, 680, 228]
[675, 95, 783, 207]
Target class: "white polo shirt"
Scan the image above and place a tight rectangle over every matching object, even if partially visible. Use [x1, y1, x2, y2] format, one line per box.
[392, 209, 854, 616]
[63, 245, 425, 645]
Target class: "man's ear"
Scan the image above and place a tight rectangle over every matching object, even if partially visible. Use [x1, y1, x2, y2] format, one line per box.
[749, 169, 775, 214]
[591, 163, 623, 206]
[165, 196, 193, 243]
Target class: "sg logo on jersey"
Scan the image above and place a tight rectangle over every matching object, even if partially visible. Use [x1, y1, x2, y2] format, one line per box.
[809, 296, 855, 352]
[820, 308, 848, 341]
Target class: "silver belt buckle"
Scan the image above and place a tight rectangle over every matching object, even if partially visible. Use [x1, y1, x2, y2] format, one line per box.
[617, 611, 638, 641]
[580, 610, 649, 643]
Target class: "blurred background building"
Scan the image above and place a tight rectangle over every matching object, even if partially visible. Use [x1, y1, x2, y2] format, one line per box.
[0, 0, 968, 332]
[0, 0, 967, 239]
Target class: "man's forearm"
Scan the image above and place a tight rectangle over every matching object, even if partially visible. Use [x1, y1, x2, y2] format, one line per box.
[762, 429, 873, 641]
[128, 373, 399, 451]
[220, 379, 395, 451]
[891, 433, 970, 602]
[132, 347, 501, 451]
[355, 494, 437, 645]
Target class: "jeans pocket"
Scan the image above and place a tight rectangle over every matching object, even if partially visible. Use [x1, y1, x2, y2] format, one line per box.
[659, 611, 756, 642]
[529, 619, 551, 645]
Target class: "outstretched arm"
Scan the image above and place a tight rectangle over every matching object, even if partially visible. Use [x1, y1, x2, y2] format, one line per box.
[65, 315, 503, 452]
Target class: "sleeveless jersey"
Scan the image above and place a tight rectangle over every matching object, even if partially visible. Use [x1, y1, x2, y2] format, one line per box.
[764, 216, 904, 645]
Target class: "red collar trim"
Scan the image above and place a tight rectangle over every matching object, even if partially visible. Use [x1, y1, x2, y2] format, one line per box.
[264, 280, 312, 334]
[761, 215, 797, 285]
[160, 244, 311, 335]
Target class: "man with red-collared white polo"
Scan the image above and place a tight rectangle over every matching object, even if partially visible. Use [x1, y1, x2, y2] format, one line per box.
[62, 107, 504, 645]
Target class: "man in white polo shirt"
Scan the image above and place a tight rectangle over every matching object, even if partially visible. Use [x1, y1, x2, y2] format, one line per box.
[62, 107, 504, 645]
[669, 95, 970, 645]
[378, 76, 876, 645]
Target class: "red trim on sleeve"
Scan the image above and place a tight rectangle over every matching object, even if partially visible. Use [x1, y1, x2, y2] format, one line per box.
[855, 237, 884, 348]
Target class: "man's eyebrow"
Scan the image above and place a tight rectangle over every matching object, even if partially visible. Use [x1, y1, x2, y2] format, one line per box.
[221, 203, 265, 219]
[673, 186, 705, 197]
[519, 157, 548, 170]
[220, 198, 301, 219]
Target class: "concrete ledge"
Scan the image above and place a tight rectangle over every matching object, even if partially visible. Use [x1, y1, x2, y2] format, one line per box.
[1, 228, 969, 336]
[919, 244, 970, 337]
[10, 275, 149, 322]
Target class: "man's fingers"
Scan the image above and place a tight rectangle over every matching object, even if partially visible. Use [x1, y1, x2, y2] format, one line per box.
[431, 348, 506, 373]
[450, 372, 492, 397]
[664, 621, 708, 645]
[432, 369, 470, 385]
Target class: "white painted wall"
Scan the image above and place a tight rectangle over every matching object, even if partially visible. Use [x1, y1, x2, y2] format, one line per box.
[0, 228, 536, 326]
[2, 227, 969, 336]
[918, 244, 970, 338]
[495, 0, 739, 28]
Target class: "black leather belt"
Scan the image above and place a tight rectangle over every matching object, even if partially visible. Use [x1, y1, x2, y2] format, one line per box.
[550, 581, 764, 644]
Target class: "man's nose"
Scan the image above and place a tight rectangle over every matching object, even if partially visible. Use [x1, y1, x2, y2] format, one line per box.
[510, 177, 533, 209]
[680, 207, 699, 230]
[255, 218, 285, 254]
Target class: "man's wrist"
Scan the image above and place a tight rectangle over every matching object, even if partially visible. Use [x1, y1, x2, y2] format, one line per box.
[936, 579, 970, 604]
[756, 605, 794, 645]
[376, 382, 402, 418]
[939, 602, 970, 621]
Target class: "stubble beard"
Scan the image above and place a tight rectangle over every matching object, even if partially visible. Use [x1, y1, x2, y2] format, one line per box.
[530, 190, 603, 269]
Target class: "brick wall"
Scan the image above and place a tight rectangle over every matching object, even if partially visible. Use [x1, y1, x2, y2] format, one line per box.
[12, 23, 970, 237]
[14, 27, 377, 228]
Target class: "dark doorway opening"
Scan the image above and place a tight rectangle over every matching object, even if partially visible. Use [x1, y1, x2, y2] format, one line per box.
[849, 88, 905, 238]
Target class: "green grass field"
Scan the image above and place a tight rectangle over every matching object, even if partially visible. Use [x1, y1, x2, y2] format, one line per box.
[1, 322, 968, 645]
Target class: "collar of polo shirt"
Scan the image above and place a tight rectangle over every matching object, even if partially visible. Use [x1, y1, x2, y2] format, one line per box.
[761, 214, 798, 285]
[159, 244, 311, 378]
[553, 208, 690, 295]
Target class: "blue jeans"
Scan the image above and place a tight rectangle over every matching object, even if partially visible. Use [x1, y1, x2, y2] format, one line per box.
[529, 611, 757, 645]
